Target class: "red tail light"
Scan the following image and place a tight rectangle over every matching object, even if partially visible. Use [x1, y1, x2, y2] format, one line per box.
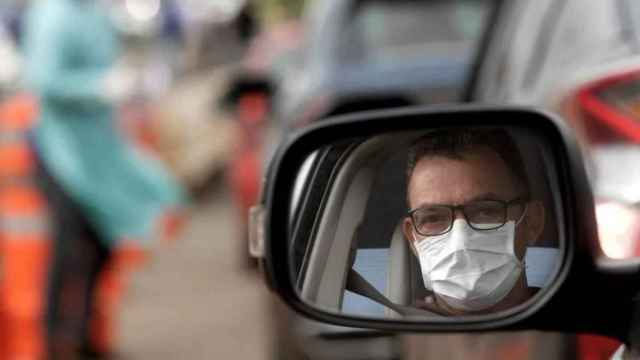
[574, 69, 640, 144]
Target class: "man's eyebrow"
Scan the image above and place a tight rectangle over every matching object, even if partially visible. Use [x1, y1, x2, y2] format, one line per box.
[412, 192, 509, 210]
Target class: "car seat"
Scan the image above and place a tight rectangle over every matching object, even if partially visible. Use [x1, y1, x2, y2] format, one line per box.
[384, 222, 432, 318]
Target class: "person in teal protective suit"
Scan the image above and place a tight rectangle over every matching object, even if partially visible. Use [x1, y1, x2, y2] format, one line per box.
[22, 0, 186, 357]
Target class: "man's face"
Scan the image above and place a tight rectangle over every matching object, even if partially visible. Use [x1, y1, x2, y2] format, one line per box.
[403, 146, 543, 261]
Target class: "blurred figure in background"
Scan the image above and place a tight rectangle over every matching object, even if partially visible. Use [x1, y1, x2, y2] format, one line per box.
[22, 0, 186, 358]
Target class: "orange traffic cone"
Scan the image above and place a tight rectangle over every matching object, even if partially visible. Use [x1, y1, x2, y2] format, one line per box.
[0, 94, 48, 360]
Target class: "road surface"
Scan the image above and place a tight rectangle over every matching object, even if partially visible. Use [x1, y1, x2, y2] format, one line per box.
[117, 186, 274, 359]
[113, 68, 274, 359]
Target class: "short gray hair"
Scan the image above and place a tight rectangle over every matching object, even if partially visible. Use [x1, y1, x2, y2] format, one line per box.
[406, 128, 531, 201]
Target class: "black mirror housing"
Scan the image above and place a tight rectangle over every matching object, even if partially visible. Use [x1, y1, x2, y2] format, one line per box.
[259, 105, 640, 342]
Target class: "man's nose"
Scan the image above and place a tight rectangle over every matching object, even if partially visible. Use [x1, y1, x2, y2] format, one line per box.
[449, 217, 468, 249]
[452, 208, 466, 221]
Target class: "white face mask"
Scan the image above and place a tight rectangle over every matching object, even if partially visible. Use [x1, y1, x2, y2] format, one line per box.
[414, 219, 524, 312]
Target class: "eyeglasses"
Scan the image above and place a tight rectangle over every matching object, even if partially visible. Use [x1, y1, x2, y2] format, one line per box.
[408, 198, 528, 237]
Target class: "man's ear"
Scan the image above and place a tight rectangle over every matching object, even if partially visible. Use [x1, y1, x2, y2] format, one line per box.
[525, 200, 545, 246]
[403, 217, 419, 257]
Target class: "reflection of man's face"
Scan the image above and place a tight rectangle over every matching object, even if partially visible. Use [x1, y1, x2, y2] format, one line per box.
[402, 145, 544, 315]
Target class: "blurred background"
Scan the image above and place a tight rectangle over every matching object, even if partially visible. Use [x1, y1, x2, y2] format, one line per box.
[0, 0, 301, 359]
[1, 0, 638, 359]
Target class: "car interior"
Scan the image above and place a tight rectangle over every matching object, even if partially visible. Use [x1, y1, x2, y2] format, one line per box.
[291, 127, 564, 319]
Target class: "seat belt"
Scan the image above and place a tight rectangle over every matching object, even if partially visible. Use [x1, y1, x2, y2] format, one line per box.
[346, 268, 438, 317]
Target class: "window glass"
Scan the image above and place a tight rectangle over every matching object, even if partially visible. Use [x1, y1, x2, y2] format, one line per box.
[341, 0, 491, 63]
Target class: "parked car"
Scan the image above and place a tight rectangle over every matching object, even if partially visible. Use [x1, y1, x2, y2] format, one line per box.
[275, 0, 492, 129]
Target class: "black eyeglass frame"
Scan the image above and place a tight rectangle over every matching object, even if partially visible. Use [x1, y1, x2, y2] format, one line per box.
[408, 197, 529, 237]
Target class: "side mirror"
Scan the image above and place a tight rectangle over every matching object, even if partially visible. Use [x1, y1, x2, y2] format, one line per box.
[254, 105, 640, 342]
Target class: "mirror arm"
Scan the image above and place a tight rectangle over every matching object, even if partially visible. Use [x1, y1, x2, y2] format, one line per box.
[248, 205, 266, 259]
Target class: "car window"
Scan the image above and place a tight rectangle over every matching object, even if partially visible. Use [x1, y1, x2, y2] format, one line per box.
[342, 149, 407, 315]
[340, 0, 491, 64]
[289, 142, 359, 283]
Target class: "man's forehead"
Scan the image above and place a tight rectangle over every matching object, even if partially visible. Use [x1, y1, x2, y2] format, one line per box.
[408, 149, 519, 208]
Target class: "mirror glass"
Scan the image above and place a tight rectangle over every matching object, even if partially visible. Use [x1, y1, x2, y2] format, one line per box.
[287, 126, 564, 320]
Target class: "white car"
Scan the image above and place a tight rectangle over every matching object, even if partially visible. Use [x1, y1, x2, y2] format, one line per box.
[473, 0, 640, 260]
